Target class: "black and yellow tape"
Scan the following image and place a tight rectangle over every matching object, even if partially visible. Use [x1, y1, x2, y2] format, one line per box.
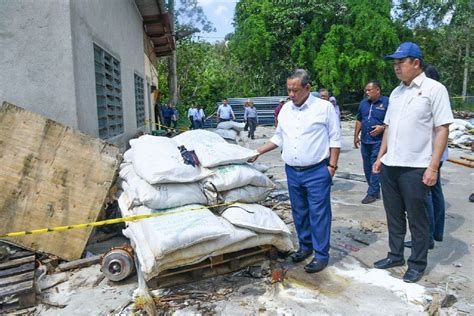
[0, 202, 234, 238]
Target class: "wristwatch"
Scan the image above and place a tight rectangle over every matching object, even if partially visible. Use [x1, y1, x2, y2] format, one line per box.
[328, 164, 338, 171]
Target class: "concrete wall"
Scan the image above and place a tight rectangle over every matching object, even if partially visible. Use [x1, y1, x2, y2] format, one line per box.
[0, 0, 78, 128]
[70, 0, 147, 148]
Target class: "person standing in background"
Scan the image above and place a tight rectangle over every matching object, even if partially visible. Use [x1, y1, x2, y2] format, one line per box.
[274, 98, 286, 127]
[354, 80, 389, 204]
[244, 100, 258, 139]
[217, 98, 235, 123]
[187, 105, 197, 129]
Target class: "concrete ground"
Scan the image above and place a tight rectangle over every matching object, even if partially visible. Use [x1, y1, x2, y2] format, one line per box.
[31, 121, 473, 315]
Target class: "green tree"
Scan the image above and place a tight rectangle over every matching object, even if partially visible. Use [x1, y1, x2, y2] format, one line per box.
[313, 0, 399, 96]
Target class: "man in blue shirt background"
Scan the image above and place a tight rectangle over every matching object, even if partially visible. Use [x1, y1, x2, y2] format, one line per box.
[354, 80, 389, 204]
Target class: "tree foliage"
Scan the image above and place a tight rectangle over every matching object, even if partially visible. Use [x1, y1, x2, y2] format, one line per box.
[158, 0, 472, 115]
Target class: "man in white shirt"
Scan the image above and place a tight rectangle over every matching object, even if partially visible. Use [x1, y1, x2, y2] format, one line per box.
[193, 105, 205, 129]
[187, 105, 197, 129]
[249, 69, 341, 273]
[372, 42, 454, 283]
[217, 98, 235, 123]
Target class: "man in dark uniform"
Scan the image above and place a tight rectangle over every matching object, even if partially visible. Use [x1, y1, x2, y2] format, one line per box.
[354, 80, 389, 204]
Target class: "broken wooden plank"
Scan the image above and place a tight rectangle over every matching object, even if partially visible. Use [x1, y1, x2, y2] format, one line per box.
[0, 271, 34, 287]
[0, 280, 33, 297]
[148, 245, 276, 289]
[0, 255, 35, 270]
[447, 158, 474, 168]
[460, 155, 474, 162]
[58, 254, 102, 271]
[0, 102, 122, 260]
[0, 262, 35, 278]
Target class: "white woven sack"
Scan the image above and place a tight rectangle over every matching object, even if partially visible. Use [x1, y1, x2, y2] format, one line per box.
[149, 232, 295, 279]
[130, 135, 211, 184]
[119, 163, 208, 209]
[202, 164, 273, 192]
[217, 121, 245, 131]
[193, 142, 255, 168]
[213, 128, 238, 140]
[173, 129, 226, 150]
[119, 200, 229, 262]
[221, 185, 272, 203]
[221, 203, 291, 235]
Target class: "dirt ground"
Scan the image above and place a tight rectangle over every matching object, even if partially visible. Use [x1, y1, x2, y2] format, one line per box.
[26, 121, 473, 315]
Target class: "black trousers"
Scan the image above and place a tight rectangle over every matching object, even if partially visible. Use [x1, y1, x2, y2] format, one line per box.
[380, 164, 430, 271]
[247, 117, 257, 138]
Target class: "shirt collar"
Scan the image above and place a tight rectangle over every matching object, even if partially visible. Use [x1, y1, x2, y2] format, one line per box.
[400, 72, 426, 88]
[291, 93, 315, 110]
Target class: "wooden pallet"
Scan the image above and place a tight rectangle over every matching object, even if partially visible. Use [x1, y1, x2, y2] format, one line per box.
[148, 245, 278, 289]
[0, 249, 36, 313]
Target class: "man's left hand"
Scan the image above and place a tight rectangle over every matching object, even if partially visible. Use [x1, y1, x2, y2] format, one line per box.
[369, 125, 385, 137]
[422, 168, 438, 186]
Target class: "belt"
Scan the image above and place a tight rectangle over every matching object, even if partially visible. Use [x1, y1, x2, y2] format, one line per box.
[288, 159, 328, 172]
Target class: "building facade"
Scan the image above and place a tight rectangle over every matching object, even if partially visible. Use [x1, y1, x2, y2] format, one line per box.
[0, 0, 173, 149]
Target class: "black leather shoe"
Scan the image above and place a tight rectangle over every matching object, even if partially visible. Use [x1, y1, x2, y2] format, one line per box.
[361, 195, 377, 204]
[404, 240, 434, 250]
[290, 249, 313, 263]
[403, 268, 425, 283]
[374, 257, 405, 269]
[304, 259, 328, 273]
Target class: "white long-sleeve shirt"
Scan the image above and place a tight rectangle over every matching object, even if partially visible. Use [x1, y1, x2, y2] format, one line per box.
[270, 94, 341, 167]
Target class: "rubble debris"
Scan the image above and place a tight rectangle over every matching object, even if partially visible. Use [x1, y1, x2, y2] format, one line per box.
[58, 255, 102, 272]
[346, 233, 370, 246]
[441, 294, 457, 308]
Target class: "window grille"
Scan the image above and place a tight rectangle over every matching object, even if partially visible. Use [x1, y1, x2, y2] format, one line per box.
[94, 44, 124, 139]
[134, 74, 145, 127]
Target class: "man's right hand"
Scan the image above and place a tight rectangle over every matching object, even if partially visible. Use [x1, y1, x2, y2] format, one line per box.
[247, 150, 260, 163]
[372, 159, 382, 173]
[354, 136, 360, 149]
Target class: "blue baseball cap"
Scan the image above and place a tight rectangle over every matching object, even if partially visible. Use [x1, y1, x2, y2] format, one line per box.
[384, 42, 423, 60]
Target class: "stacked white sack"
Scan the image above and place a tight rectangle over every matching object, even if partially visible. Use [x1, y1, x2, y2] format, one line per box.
[174, 130, 274, 204]
[449, 119, 474, 145]
[118, 191, 294, 280]
[210, 121, 248, 144]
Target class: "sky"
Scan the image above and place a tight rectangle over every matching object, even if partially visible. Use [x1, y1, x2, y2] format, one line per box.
[192, 0, 237, 43]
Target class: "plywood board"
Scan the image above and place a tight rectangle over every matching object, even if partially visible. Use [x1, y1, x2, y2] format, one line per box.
[0, 102, 122, 260]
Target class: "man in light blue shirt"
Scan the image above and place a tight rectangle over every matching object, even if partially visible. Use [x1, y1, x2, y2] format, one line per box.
[217, 98, 235, 123]
[250, 69, 341, 273]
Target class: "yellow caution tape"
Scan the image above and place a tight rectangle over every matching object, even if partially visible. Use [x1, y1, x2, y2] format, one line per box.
[0, 202, 235, 238]
[145, 120, 189, 133]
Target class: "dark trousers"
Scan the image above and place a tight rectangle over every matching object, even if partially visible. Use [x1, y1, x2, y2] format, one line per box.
[361, 142, 381, 197]
[286, 162, 332, 263]
[380, 164, 430, 271]
[172, 120, 177, 128]
[193, 120, 203, 129]
[164, 117, 172, 127]
[219, 118, 231, 122]
[427, 162, 445, 242]
[189, 116, 194, 129]
[247, 117, 257, 138]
